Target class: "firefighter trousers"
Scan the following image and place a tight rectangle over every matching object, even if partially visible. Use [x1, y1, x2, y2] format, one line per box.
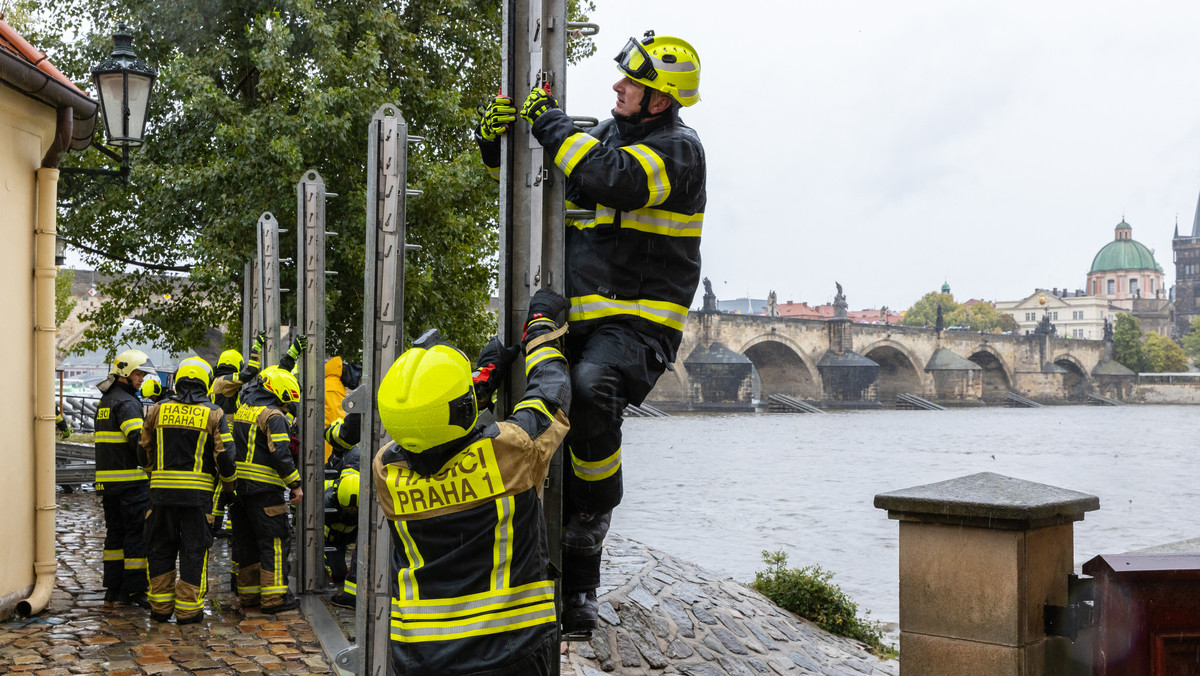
[562, 324, 667, 593]
[145, 503, 213, 620]
[232, 491, 293, 608]
[101, 485, 150, 599]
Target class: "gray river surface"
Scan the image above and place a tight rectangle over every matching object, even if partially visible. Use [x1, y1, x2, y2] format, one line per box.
[616, 405, 1199, 627]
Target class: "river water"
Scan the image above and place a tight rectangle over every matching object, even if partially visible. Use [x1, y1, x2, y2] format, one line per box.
[615, 405, 1200, 628]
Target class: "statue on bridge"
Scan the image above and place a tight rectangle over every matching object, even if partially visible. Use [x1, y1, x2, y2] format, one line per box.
[702, 276, 718, 313]
[833, 282, 848, 319]
[767, 290, 778, 317]
[1034, 311, 1057, 336]
[1103, 316, 1113, 342]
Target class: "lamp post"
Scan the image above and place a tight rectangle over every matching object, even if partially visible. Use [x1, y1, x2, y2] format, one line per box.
[58, 24, 156, 203]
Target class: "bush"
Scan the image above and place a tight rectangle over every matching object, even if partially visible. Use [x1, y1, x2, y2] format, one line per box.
[751, 550, 896, 659]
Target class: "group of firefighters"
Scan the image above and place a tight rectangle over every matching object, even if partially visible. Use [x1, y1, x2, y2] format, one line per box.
[88, 28, 705, 675]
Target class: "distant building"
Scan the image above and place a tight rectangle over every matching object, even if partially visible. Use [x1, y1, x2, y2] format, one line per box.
[1173, 195, 1200, 334]
[998, 219, 1172, 337]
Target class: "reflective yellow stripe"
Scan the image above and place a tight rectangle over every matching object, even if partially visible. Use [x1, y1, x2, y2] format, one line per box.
[592, 205, 702, 237]
[95, 469, 148, 483]
[487, 165, 500, 181]
[513, 399, 552, 421]
[280, 469, 300, 486]
[391, 599, 556, 643]
[554, 132, 599, 175]
[344, 579, 357, 595]
[389, 581, 556, 643]
[524, 346, 563, 377]
[395, 521, 423, 602]
[236, 462, 287, 487]
[269, 433, 290, 443]
[492, 497, 514, 591]
[220, 433, 233, 444]
[147, 590, 174, 603]
[95, 431, 128, 443]
[103, 549, 124, 562]
[570, 445, 621, 482]
[120, 417, 144, 436]
[149, 470, 215, 491]
[569, 294, 688, 332]
[175, 597, 204, 611]
[619, 143, 671, 207]
[124, 558, 148, 570]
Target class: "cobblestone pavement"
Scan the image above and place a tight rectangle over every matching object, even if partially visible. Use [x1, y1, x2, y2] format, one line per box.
[563, 533, 899, 676]
[0, 491, 335, 675]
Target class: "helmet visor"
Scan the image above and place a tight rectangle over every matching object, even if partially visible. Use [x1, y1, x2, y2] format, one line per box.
[615, 37, 657, 81]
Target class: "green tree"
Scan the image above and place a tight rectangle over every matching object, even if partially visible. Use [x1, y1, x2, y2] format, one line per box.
[1112, 313, 1144, 372]
[945, 301, 1013, 332]
[901, 291, 958, 328]
[55, 268, 77, 328]
[1181, 316, 1200, 363]
[29, 0, 594, 361]
[1143, 332, 1187, 373]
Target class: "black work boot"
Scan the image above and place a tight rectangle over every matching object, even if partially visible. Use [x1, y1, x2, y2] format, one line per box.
[264, 593, 301, 614]
[560, 590, 599, 640]
[125, 592, 151, 609]
[562, 511, 611, 555]
[330, 591, 356, 609]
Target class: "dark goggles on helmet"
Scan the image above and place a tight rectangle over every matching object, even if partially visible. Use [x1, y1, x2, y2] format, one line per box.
[615, 36, 657, 81]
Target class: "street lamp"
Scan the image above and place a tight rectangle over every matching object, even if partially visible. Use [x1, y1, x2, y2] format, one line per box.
[58, 24, 156, 202]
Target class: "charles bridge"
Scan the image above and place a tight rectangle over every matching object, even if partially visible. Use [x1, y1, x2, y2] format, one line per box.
[648, 310, 1129, 409]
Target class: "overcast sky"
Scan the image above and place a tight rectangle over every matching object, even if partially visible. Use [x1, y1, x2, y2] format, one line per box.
[564, 0, 1200, 311]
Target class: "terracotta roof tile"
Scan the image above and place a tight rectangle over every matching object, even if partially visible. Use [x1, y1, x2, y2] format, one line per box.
[0, 17, 88, 97]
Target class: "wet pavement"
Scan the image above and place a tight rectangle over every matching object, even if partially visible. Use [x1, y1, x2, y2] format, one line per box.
[0, 491, 336, 675]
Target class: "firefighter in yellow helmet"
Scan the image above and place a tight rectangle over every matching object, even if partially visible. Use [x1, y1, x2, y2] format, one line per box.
[323, 470, 359, 608]
[371, 289, 571, 675]
[94, 348, 156, 607]
[229, 365, 304, 613]
[476, 31, 706, 635]
[138, 356, 235, 624]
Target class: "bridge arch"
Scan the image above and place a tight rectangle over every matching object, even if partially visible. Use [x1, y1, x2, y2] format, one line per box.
[967, 345, 1013, 402]
[738, 334, 820, 399]
[861, 339, 925, 403]
[1052, 353, 1091, 401]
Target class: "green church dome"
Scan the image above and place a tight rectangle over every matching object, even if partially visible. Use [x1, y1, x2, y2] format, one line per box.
[1089, 221, 1163, 273]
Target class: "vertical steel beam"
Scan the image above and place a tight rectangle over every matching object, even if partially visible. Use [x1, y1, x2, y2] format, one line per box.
[257, 212, 283, 366]
[502, 0, 568, 658]
[336, 103, 411, 676]
[295, 170, 329, 594]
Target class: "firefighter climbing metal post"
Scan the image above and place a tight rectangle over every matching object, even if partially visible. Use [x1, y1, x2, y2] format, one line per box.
[500, 0, 571, 638]
[247, 212, 283, 365]
[334, 103, 421, 676]
[295, 169, 330, 594]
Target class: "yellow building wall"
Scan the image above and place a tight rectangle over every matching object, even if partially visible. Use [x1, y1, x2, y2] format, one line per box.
[0, 85, 55, 613]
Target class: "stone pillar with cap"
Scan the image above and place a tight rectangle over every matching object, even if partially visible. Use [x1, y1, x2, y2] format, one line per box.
[874, 472, 1099, 676]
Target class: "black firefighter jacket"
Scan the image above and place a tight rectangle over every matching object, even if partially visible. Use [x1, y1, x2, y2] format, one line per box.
[231, 382, 300, 497]
[478, 105, 706, 360]
[370, 325, 571, 675]
[138, 383, 236, 507]
[94, 378, 148, 495]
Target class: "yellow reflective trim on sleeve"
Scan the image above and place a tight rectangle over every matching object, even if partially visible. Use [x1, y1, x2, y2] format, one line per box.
[568, 295, 689, 332]
[95, 431, 129, 443]
[512, 398, 552, 421]
[619, 143, 671, 207]
[570, 445, 622, 482]
[281, 469, 300, 486]
[524, 346, 564, 377]
[487, 164, 500, 181]
[269, 433, 291, 443]
[120, 418, 144, 436]
[553, 132, 599, 175]
[124, 557, 148, 570]
[618, 206, 703, 237]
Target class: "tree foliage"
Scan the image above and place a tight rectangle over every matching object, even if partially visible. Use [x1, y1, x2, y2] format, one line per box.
[901, 291, 957, 328]
[945, 301, 1018, 333]
[29, 0, 594, 362]
[55, 268, 77, 328]
[1142, 332, 1187, 373]
[1112, 313, 1144, 372]
[1182, 316, 1200, 363]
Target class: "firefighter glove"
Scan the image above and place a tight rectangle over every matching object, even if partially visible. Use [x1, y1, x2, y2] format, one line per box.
[252, 331, 268, 355]
[60, 424, 72, 440]
[288, 334, 308, 360]
[527, 288, 569, 325]
[472, 338, 520, 412]
[520, 86, 559, 125]
[479, 95, 517, 141]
